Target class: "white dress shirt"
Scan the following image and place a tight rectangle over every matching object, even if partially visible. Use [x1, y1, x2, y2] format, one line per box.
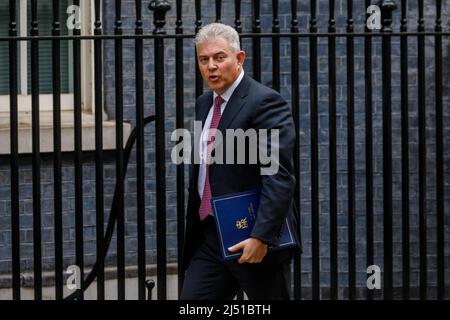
[198, 69, 245, 198]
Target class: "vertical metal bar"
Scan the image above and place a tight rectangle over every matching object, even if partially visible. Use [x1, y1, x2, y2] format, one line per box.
[52, 0, 64, 300]
[195, 0, 203, 98]
[235, 0, 242, 64]
[291, 0, 301, 300]
[135, 0, 146, 300]
[434, 0, 444, 301]
[252, 0, 261, 82]
[328, 0, 338, 301]
[309, 0, 320, 300]
[72, 0, 84, 300]
[272, 0, 280, 91]
[346, 0, 356, 300]
[19, 0, 27, 96]
[234, 0, 242, 33]
[215, 0, 222, 23]
[150, 0, 171, 300]
[364, 0, 374, 301]
[30, 0, 42, 300]
[9, 0, 20, 301]
[381, 0, 396, 300]
[115, 0, 126, 300]
[94, 0, 105, 300]
[175, 0, 185, 297]
[417, 0, 427, 300]
[400, 0, 410, 300]
[234, 0, 244, 300]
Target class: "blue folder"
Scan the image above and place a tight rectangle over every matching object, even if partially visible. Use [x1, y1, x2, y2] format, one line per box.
[211, 189, 297, 260]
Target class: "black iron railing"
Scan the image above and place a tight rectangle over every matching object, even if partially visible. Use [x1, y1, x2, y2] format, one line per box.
[0, 0, 448, 300]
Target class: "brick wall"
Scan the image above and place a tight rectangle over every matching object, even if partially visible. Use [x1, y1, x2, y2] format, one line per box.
[0, 0, 449, 299]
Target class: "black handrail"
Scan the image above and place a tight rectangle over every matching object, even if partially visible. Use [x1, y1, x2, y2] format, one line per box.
[64, 115, 156, 300]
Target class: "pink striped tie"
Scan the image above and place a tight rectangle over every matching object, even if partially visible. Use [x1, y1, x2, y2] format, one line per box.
[199, 95, 225, 220]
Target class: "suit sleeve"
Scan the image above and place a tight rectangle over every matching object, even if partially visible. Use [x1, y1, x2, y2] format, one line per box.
[249, 91, 296, 246]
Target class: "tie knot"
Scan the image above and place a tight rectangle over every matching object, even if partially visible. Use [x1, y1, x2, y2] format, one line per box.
[214, 95, 224, 109]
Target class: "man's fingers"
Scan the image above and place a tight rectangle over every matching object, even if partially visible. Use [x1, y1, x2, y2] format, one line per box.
[238, 255, 261, 264]
[228, 241, 245, 253]
[231, 238, 268, 264]
[238, 253, 251, 264]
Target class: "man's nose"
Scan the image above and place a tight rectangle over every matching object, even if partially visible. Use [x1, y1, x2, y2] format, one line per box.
[207, 59, 217, 70]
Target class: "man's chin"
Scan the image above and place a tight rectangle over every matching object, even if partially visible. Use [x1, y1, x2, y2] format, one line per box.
[208, 84, 224, 93]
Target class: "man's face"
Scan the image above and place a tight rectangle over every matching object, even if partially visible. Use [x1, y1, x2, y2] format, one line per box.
[196, 37, 245, 95]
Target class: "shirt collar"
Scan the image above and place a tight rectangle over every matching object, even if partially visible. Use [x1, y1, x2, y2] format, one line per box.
[213, 69, 244, 103]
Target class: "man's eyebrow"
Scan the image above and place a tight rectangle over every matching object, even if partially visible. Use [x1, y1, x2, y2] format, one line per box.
[198, 51, 228, 58]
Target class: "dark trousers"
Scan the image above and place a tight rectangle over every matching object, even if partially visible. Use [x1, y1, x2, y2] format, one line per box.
[180, 216, 292, 300]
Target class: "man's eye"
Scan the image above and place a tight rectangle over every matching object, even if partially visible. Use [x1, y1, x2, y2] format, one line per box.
[217, 55, 226, 61]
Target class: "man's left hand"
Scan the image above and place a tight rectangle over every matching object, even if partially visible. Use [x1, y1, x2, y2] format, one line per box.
[228, 237, 268, 264]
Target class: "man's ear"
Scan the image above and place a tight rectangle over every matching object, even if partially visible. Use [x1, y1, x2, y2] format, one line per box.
[237, 50, 246, 65]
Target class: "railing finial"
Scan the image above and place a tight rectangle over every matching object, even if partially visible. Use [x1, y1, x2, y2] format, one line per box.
[380, 0, 397, 32]
[149, 0, 171, 35]
[145, 279, 156, 300]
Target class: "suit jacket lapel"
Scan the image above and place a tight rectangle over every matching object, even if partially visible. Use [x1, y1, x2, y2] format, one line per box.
[196, 74, 251, 131]
[194, 74, 252, 162]
[196, 91, 213, 128]
[218, 74, 251, 131]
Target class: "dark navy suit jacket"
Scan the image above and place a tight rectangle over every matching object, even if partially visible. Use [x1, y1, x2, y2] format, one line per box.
[182, 74, 301, 271]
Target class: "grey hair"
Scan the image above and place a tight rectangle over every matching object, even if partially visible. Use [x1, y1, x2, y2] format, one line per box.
[194, 23, 241, 52]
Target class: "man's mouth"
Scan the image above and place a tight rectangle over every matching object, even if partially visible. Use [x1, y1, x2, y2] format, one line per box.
[209, 75, 220, 82]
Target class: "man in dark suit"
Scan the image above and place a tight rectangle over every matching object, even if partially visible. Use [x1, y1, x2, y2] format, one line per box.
[180, 23, 300, 300]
